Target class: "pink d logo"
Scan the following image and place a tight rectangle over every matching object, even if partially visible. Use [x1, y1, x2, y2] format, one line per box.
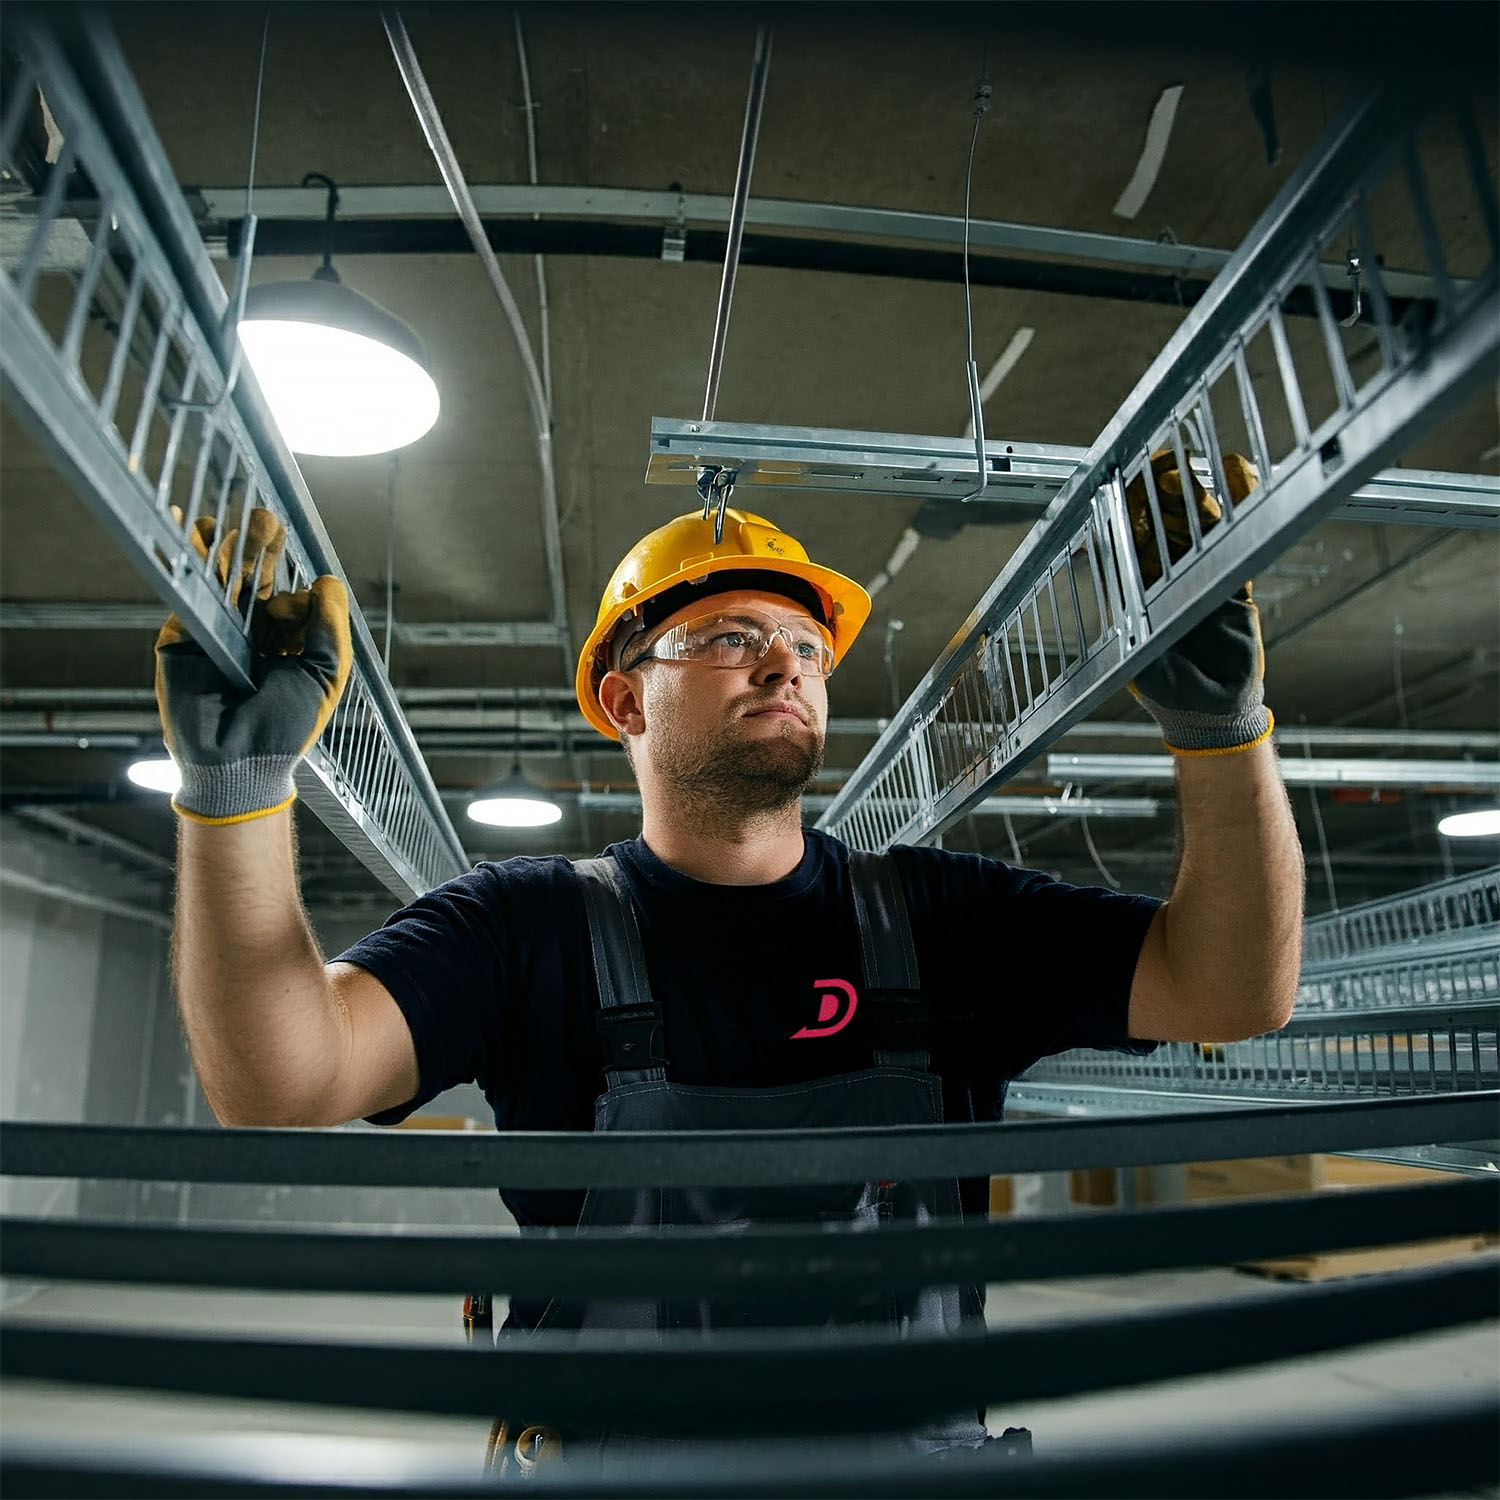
[790, 978, 858, 1039]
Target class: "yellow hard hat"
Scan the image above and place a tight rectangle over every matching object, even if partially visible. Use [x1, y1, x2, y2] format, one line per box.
[575, 507, 872, 740]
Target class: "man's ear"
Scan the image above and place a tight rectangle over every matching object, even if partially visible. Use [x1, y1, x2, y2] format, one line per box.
[598, 669, 646, 740]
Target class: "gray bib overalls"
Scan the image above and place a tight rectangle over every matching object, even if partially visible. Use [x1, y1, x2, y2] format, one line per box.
[518, 848, 995, 1473]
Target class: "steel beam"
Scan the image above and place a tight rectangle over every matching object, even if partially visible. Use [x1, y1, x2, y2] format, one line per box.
[4, 687, 1494, 753]
[194, 183, 1454, 305]
[809, 86, 1500, 854]
[646, 419, 1500, 530]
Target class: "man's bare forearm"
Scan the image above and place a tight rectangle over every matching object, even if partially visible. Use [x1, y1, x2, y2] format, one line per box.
[1166, 740, 1304, 1034]
[174, 810, 349, 1126]
[1133, 739, 1304, 1041]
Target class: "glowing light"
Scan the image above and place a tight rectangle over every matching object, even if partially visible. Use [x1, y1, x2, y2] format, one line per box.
[467, 794, 564, 829]
[239, 280, 439, 457]
[1438, 808, 1500, 838]
[467, 765, 563, 829]
[127, 757, 181, 795]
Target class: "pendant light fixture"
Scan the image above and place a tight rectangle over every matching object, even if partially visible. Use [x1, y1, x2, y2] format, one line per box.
[1438, 808, 1500, 838]
[239, 173, 440, 457]
[467, 690, 563, 828]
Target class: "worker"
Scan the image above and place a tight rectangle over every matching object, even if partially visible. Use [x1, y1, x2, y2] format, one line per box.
[158, 452, 1304, 1471]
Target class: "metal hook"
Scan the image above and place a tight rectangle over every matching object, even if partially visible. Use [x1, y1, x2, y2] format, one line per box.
[1340, 252, 1363, 329]
[697, 466, 736, 545]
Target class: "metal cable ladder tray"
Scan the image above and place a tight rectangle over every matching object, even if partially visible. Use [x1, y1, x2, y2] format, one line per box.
[0, 15, 467, 897]
[1013, 869, 1500, 1172]
[791, 85, 1497, 857]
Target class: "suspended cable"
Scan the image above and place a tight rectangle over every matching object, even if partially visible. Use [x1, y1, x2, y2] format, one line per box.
[383, 455, 399, 670]
[1301, 728, 1339, 911]
[957, 62, 992, 503]
[172, 10, 268, 416]
[380, 7, 572, 675]
[1079, 813, 1122, 890]
[512, 9, 552, 418]
[1002, 811, 1024, 866]
[701, 23, 773, 427]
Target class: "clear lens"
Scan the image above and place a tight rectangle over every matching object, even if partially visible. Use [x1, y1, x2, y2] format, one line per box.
[649, 609, 834, 675]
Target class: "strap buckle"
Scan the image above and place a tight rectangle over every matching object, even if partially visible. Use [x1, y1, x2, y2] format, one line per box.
[594, 1001, 668, 1075]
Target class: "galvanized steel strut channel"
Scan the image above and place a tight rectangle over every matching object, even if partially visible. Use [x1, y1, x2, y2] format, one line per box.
[0, 16, 467, 896]
[806, 86, 1499, 853]
[646, 420, 1500, 530]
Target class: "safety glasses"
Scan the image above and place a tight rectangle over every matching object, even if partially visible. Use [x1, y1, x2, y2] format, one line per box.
[624, 608, 836, 676]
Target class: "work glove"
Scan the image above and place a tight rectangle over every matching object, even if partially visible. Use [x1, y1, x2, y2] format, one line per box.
[154, 507, 353, 824]
[1124, 449, 1273, 755]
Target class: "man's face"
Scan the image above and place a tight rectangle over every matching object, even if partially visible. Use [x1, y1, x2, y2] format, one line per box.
[624, 588, 829, 812]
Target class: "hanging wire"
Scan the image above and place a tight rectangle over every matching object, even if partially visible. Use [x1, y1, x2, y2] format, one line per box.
[383, 455, 399, 669]
[242, 13, 269, 224]
[1392, 617, 1409, 726]
[1079, 814, 1122, 890]
[957, 55, 993, 504]
[512, 9, 553, 419]
[1001, 810, 1024, 866]
[223, 10, 270, 394]
[1301, 727, 1339, 911]
[170, 11, 269, 417]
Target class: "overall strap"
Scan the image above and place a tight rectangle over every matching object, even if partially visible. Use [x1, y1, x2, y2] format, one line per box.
[572, 856, 668, 1087]
[847, 849, 932, 1072]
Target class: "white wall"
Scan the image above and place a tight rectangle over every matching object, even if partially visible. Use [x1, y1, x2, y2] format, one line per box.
[1, 826, 507, 1245]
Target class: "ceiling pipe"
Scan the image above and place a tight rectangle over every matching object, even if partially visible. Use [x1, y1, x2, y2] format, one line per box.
[0, 866, 171, 931]
[433, 787, 1160, 819]
[379, 8, 572, 673]
[8, 805, 173, 876]
[1048, 753, 1500, 791]
[2, 700, 1495, 754]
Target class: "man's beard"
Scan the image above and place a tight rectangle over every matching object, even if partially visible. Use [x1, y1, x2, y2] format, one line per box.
[649, 700, 825, 815]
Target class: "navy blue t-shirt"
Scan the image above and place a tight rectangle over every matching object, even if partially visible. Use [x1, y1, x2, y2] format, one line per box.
[337, 828, 1160, 1232]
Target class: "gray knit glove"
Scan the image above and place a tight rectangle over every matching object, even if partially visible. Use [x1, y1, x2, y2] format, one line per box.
[154, 509, 352, 824]
[1124, 448, 1273, 755]
[1130, 584, 1274, 754]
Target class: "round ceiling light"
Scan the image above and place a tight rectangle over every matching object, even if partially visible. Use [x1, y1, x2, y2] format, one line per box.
[467, 766, 563, 829]
[1437, 808, 1500, 839]
[239, 280, 440, 457]
[127, 756, 181, 795]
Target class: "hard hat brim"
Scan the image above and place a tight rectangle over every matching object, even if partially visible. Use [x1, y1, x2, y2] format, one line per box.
[575, 553, 871, 741]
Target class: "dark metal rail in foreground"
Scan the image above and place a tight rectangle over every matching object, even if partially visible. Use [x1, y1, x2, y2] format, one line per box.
[1, 1393, 1493, 1499]
[4, 1092, 1495, 1189]
[3, 1179, 1492, 1298]
[2, 1259, 1494, 1434]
